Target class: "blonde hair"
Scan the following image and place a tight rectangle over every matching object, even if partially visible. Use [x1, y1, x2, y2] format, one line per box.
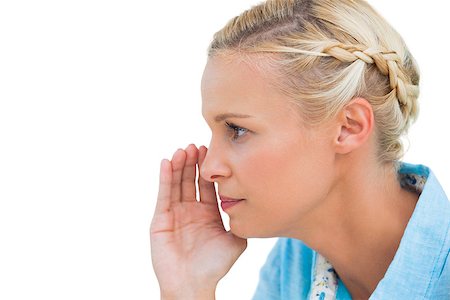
[208, 0, 420, 164]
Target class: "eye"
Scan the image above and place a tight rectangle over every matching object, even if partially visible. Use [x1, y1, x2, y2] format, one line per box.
[225, 122, 249, 141]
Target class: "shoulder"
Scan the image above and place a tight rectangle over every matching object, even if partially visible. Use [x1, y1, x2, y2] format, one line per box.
[258, 237, 315, 281]
[272, 237, 315, 267]
[253, 238, 315, 300]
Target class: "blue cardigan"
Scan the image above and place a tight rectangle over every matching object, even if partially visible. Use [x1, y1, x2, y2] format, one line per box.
[252, 162, 450, 299]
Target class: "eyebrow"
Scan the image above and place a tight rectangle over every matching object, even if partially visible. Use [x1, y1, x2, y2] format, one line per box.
[214, 113, 253, 123]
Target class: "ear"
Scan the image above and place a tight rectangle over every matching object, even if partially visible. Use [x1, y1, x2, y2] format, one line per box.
[334, 97, 374, 155]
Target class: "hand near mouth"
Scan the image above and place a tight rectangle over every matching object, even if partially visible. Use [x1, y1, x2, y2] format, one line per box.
[150, 144, 247, 299]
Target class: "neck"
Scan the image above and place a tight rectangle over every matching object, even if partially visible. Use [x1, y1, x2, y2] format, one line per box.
[285, 156, 419, 298]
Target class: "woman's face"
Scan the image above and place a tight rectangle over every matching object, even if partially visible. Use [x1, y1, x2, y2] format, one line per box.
[200, 55, 337, 238]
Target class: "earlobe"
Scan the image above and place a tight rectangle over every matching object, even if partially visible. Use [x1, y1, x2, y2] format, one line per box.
[335, 98, 374, 154]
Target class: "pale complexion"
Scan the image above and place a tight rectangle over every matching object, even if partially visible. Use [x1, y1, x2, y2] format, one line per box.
[151, 54, 419, 299]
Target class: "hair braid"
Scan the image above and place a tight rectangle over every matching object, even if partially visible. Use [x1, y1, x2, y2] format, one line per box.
[322, 43, 419, 122]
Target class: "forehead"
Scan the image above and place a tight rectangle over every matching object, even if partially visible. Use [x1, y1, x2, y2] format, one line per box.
[201, 55, 295, 120]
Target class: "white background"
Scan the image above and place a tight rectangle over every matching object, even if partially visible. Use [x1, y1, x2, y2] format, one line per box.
[0, 1, 449, 299]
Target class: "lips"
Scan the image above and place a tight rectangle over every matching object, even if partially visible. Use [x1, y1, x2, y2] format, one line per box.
[219, 195, 245, 211]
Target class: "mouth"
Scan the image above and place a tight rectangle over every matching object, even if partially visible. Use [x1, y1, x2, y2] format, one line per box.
[219, 195, 245, 212]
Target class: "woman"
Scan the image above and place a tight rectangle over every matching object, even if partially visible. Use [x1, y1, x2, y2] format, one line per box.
[150, 0, 450, 299]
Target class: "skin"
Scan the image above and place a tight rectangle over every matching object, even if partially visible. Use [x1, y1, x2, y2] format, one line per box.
[150, 55, 419, 299]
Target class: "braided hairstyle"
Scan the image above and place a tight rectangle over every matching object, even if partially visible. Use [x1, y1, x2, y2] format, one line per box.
[208, 0, 420, 165]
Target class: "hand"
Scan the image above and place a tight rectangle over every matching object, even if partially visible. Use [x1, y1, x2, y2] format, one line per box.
[150, 144, 247, 299]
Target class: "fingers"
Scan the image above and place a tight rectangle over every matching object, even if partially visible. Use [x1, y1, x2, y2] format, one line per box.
[198, 146, 218, 204]
[170, 149, 187, 203]
[181, 144, 199, 202]
[154, 159, 173, 214]
[163, 144, 210, 205]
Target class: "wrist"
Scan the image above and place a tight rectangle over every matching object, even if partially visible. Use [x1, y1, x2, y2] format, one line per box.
[161, 286, 216, 300]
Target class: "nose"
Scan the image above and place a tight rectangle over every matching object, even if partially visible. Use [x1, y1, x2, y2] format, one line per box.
[200, 144, 232, 183]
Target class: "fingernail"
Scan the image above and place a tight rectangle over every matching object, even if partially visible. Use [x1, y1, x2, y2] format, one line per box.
[160, 159, 168, 167]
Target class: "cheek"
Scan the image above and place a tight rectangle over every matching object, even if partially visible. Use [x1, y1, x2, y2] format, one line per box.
[234, 146, 283, 187]
[226, 127, 336, 237]
[236, 138, 333, 210]
[231, 144, 297, 214]
[235, 137, 313, 185]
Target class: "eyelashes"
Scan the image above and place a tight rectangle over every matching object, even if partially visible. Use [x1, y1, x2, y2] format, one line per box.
[225, 121, 249, 141]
